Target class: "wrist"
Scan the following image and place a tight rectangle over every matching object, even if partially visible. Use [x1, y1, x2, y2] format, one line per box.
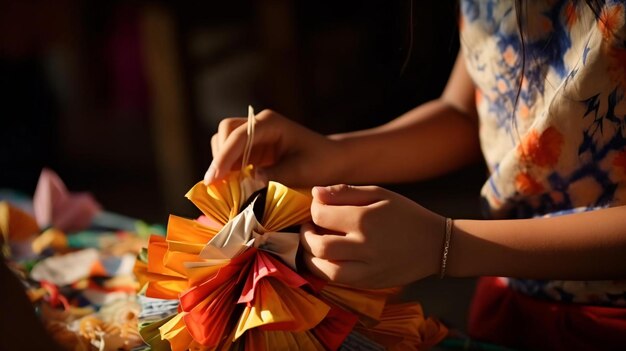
[445, 219, 511, 278]
[324, 135, 358, 184]
[445, 219, 480, 278]
[438, 217, 453, 278]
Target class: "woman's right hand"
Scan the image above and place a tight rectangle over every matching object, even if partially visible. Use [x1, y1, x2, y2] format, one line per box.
[205, 109, 342, 187]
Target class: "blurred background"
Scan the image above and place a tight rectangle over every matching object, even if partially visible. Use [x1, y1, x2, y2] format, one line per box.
[1, 0, 485, 331]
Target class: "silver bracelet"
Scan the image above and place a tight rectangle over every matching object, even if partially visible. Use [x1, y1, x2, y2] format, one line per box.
[440, 217, 453, 279]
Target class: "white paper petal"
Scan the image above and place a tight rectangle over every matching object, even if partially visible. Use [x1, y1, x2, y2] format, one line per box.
[253, 231, 300, 270]
[199, 197, 267, 260]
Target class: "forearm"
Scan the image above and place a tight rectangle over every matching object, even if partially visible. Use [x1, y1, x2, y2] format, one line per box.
[329, 98, 481, 184]
[448, 206, 626, 280]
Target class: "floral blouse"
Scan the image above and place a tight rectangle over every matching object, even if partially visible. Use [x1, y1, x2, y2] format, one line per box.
[460, 0, 626, 306]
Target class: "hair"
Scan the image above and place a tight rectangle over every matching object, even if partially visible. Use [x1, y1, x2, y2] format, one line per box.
[512, 0, 527, 135]
[400, 0, 414, 76]
[511, 0, 605, 127]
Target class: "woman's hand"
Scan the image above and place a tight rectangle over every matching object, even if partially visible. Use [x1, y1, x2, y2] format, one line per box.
[300, 184, 445, 289]
[206, 109, 342, 187]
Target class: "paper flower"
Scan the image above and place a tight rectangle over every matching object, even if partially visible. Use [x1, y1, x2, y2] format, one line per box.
[136, 167, 447, 350]
[135, 106, 447, 350]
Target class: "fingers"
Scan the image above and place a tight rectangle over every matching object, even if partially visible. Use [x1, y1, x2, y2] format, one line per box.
[210, 134, 219, 159]
[300, 222, 362, 261]
[210, 122, 249, 179]
[310, 201, 362, 233]
[302, 251, 368, 286]
[312, 184, 384, 206]
[205, 110, 284, 184]
[217, 118, 246, 152]
[206, 118, 246, 184]
[300, 222, 366, 285]
[310, 185, 385, 232]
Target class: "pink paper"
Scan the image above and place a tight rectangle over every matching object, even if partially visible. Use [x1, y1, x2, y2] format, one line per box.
[33, 168, 101, 232]
[238, 251, 308, 304]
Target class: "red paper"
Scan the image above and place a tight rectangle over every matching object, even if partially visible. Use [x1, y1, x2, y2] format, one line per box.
[238, 251, 308, 304]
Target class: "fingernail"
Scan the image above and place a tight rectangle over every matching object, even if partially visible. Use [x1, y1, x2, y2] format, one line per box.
[312, 186, 322, 196]
[203, 164, 215, 185]
[312, 186, 330, 197]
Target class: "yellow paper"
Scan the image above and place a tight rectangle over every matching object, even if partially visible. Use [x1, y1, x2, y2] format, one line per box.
[185, 175, 236, 225]
[262, 182, 311, 231]
[160, 313, 194, 351]
[185, 166, 265, 227]
[139, 315, 176, 351]
[235, 278, 329, 339]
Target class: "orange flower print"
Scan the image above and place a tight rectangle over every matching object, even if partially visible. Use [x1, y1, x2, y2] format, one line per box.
[503, 45, 517, 67]
[598, 3, 625, 41]
[475, 88, 483, 106]
[518, 102, 530, 120]
[598, 3, 626, 89]
[516, 172, 544, 195]
[564, 2, 578, 28]
[497, 78, 509, 94]
[518, 126, 564, 167]
[614, 151, 626, 175]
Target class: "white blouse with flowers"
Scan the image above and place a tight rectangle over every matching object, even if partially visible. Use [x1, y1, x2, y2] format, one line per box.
[460, 0, 626, 306]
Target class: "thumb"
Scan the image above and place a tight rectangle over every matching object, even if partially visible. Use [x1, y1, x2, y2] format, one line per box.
[312, 184, 383, 206]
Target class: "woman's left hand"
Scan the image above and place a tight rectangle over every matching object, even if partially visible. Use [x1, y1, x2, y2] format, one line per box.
[300, 184, 445, 289]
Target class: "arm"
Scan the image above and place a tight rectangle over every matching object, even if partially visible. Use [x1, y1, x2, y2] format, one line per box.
[331, 53, 482, 183]
[449, 206, 626, 280]
[301, 185, 626, 289]
[206, 53, 481, 187]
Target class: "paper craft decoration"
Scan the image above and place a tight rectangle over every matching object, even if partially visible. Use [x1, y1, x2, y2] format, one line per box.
[28, 168, 157, 255]
[1, 184, 149, 350]
[32, 168, 145, 236]
[136, 106, 447, 350]
[33, 168, 102, 232]
[0, 201, 40, 258]
[30, 248, 136, 286]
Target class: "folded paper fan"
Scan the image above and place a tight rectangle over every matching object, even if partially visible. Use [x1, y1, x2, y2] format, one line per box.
[355, 303, 449, 350]
[136, 106, 447, 350]
[245, 328, 326, 351]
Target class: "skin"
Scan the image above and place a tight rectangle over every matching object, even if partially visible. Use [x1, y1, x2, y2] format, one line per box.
[206, 53, 626, 289]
